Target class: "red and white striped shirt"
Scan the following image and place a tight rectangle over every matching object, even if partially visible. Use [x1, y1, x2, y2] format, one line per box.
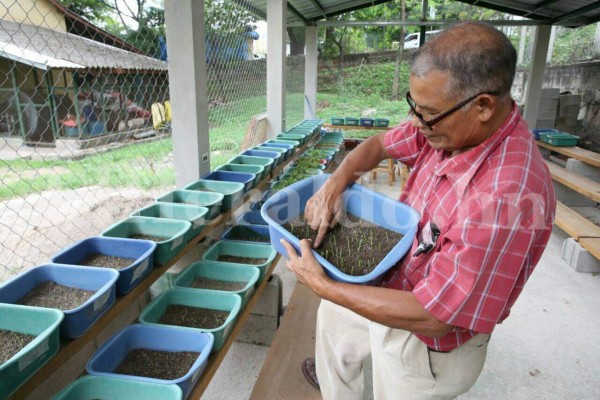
[382, 104, 556, 351]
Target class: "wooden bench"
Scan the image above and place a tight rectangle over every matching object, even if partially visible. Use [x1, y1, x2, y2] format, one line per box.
[537, 141, 600, 168]
[250, 283, 321, 400]
[555, 201, 600, 259]
[545, 160, 600, 202]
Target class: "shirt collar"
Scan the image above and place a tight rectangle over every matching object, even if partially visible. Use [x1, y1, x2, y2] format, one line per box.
[432, 103, 521, 198]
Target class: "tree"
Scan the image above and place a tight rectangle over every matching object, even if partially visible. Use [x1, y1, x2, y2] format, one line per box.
[60, 0, 112, 23]
[288, 27, 305, 56]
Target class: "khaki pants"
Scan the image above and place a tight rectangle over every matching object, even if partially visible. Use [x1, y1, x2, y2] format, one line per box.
[316, 300, 490, 400]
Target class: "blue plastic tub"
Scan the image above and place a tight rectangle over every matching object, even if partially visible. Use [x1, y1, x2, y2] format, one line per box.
[201, 170, 255, 192]
[87, 324, 213, 399]
[241, 150, 282, 167]
[215, 164, 264, 187]
[531, 128, 559, 141]
[51, 236, 156, 295]
[52, 375, 183, 400]
[156, 189, 224, 220]
[138, 288, 241, 352]
[236, 211, 267, 225]
[0, 264, 118, 338]
[86, 120, 105, 135]
[265, 139, 300, 150]
[253, 145, 290, 160]
[132, 203, 209, 242]
[184, 180, 245, 212]
[0, 304, 63, 399]
[174, 260, 259, 307]
[359, 118, 375, 127]
[221, 224, 271, 244]
[261, 174, 420, 284]
[260, 142, 294, 154]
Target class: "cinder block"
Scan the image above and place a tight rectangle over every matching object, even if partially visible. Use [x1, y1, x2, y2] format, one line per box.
[250, 274, 283, 318]
[566, 159, 600, 182]
[236, 314, 278, 346]
[535, 118, 556, 129]
[561, 238, 600, 273]
[542, 88, 560, 99]
[538, 108, 558, 120]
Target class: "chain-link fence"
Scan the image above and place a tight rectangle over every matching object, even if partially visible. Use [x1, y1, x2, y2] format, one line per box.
[0, 0, 272, 282]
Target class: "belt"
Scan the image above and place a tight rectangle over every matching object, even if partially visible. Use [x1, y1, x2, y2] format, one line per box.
[427, 347, 450, 353]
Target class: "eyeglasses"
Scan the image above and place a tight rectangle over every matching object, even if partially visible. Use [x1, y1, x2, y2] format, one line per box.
[406, 90, 500, 129]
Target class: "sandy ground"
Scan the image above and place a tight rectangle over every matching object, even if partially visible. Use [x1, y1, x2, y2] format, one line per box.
[0, 186, 169, 282]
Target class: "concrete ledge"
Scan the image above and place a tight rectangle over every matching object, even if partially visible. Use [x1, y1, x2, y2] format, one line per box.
[561, 237, 600, 273]
[237, 274, 283, 346]
[0, 136, 24, 150]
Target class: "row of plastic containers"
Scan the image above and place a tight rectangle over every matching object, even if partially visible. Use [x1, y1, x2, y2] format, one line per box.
[0, 120, 323, 399]
[531, 128, 579, 147]
[330, 116, 390, 127]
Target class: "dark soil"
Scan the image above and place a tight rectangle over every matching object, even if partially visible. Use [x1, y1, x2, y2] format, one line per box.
[226, 226, 270, 243]
[190, 277, 247, 291]
[158, 304, 230, 329]
[194, 187, 217, 193]
[16, 281, 95, 310]
[129, 233, 168, 242]
[115, 349, 200, 380]
[217, 255, 268, 265]
[284, 213, 404, 276]
[0, 329, 36, 365]
[80, 253, 136, 269]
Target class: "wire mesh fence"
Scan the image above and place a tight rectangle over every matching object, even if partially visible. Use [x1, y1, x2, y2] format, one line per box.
[0, 0, 270, 282]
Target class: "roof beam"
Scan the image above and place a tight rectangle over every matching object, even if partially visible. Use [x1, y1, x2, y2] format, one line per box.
[552, 2, 600, 24]
[314, 19, 549, 27]
[287, 3, 308, 25]
[312, 0, 392, 22]
[307, 0, 327, 18]
[523, 0, 562, 18]
[456, 0, 551, 21]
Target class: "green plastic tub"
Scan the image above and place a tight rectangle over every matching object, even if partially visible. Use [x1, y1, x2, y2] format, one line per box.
[227, 155, 274, 178]
[156, 189, 224, 219]
[344, 117, 359, 126]
[201, 240, 277, 282]
[216, 164, 264, 187]
[139, 288, 242, 352]
[544, 132, 579, 147]
[101, 216, 191, 266]
[374, 118, 390, 127]
[276, 133, 308, 144]
[132, 203, 209, 242]
[184, 180, 245, 212]
[331, 117, 345, 125]
[52, 375, 183, 400]
[174, 260, 259, 307]
[266, 139, 300, 150]
[252, 145, 290, 160]
[0, 304, 63, 399]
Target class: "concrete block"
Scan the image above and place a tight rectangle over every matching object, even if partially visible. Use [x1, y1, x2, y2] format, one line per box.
[542, 88, 560, 99]
[538, 108, 558, 120]
[250, 274, 283, 317]
[553, 182, 597, 207]
[549, 155, 567, 168]
[566, 159, 600, 182]
[535, 118, 556, 129]
[236, 314, 278, 346]
[561, 238, 600, 273]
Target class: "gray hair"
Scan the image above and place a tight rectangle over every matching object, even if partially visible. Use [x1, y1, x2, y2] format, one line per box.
[411, 22, 517, 101]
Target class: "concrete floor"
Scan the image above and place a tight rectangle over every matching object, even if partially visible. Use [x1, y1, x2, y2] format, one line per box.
[204, 172, 600, 400]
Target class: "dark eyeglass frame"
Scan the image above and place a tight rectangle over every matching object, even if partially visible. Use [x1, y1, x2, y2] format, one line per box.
[406, 90, 500, 129]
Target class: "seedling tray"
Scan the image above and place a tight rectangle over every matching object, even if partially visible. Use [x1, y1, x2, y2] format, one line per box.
[201, 170, 255, 193]
[227, 155, 274, 177]
[221, 224, 271, 245]
[184, 180, 245, 211]
[0, 304, 63, 399]
[215, 164, 264, 187]
[156, 189, 223, 219]
[0, 264, 118, 338]
[201, 240, 277, 282]
[252, 145, 289, 161]
[51, 236, 156, 295]
[139, 288, 241, 352]
[241, 150, 282, 166]
[374, 118, 390, 127]
[52, 375, 183, 400]
[174, 260, 259, 307]
[132, 203, 209, 243]
[261, 174, 420, 284]
[86, 324, 213, 399]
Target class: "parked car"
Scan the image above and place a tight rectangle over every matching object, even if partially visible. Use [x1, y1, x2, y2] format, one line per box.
[403, 30, 441, 50]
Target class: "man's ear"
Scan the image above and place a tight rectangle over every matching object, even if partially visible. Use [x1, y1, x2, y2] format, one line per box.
[475, 94, 496, 123]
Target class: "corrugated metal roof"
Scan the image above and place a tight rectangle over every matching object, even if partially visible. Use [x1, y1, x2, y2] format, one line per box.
[249, 0, 600, 27]
[0, 19, 167, 72]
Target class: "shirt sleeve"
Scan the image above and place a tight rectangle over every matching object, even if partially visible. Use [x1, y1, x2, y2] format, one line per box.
[383, 122, 424, 167]
[412, 192, 547, 334]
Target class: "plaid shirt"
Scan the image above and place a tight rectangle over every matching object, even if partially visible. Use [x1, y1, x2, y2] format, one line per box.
[381, 104, 556, 351]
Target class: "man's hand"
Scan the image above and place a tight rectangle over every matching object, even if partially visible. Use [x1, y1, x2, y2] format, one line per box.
[280, 239, 331, 297]
[304, 181, 345, 248]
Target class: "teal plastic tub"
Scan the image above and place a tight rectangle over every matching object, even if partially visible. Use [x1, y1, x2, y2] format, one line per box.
[52, 375, 183, 400]
[265, 139, 300, 150]
[545, 132, 579, 147]
[156, 189, 224, 220]
[174, 260, 259, 307]
[251, 145, 289, 161]
[276, 133, 308, 144]
[216, 164, 265, 187]
[184, 180, 245, 212]
[344, 117, 359, 126]
[331, 117, 345, 125]
[0, 304, 63, 399]
[139, 288, 242, 352]
[101, 216, 192, 266]
[201, 240, 277, 282]
[86, 324, 213, 399]
[132, 203, 209, 242]
[227, 155, 274, 177]
[374, 118, 390, 127]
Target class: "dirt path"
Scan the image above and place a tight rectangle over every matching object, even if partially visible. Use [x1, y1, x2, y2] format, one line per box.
[0, 185, 169, 282]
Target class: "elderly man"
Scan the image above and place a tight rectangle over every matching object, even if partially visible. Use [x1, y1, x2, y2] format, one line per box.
[281, 22, 556, 399]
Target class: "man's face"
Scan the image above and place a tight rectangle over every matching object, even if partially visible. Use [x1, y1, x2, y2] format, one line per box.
[408, 71, 491, 154]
